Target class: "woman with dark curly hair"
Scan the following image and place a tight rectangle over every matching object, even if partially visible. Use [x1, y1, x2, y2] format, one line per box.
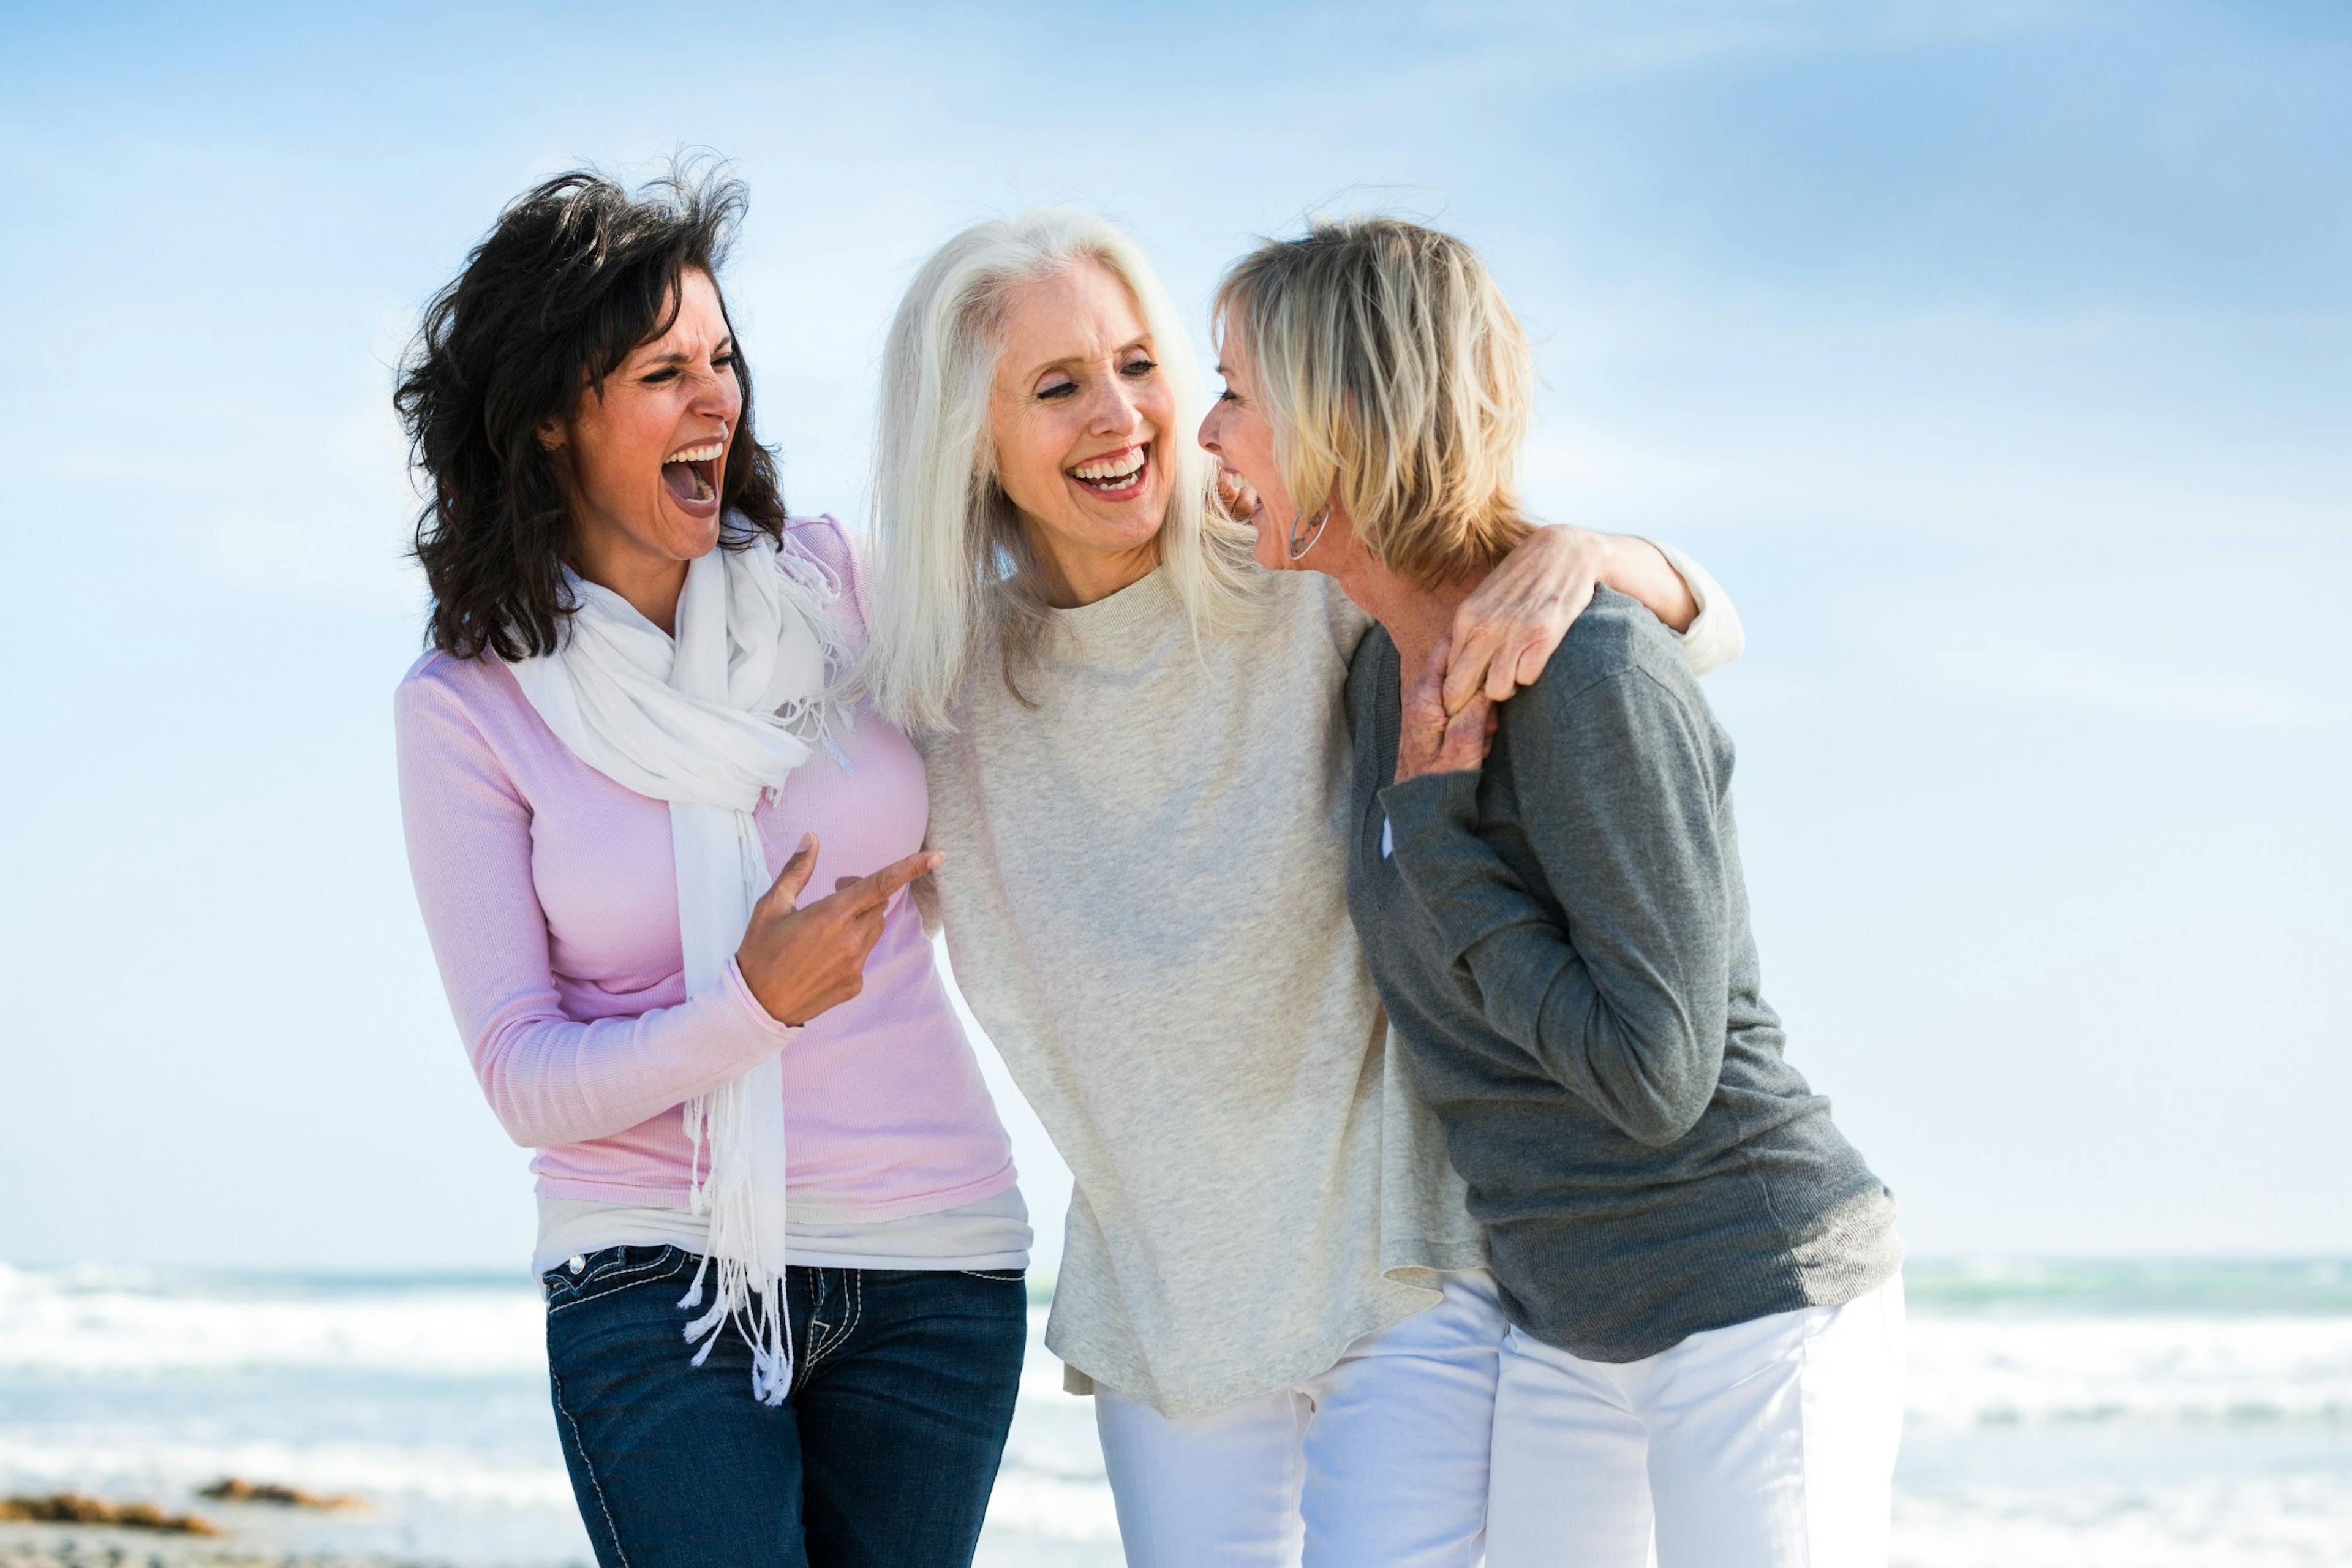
[392, 165, 1029, 1567]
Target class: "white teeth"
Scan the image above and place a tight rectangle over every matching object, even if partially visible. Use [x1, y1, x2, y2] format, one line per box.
[1072, 451, 1146, 483]
[665, 441, 725, 464]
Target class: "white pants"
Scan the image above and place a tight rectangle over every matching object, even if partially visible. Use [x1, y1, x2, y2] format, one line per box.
[1487, 1273, 1908, 1568]
[1095, 1271, 1506, 1567]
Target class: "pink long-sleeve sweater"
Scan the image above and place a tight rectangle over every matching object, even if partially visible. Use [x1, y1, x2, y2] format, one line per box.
[394, 516, 1016, 1223]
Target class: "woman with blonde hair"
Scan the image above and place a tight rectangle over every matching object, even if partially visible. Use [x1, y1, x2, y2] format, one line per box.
[1200, 216, 1905, 1568]
[861, 206, 1744, 1564]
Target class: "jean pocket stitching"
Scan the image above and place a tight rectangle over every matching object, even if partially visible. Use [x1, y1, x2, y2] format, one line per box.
[580, 1245, 682, 1290]
[546, 1251, 684, 1318]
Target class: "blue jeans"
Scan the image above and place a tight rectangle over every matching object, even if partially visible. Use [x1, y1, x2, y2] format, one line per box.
[543, 1245, 1027, 1567]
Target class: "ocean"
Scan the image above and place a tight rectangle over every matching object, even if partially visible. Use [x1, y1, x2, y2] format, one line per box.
[2, 1258, 2347, 1566]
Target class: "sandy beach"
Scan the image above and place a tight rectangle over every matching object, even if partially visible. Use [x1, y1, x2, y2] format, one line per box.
[0, 1526, 410, 1568]
[6, 1260, 2351, 1567]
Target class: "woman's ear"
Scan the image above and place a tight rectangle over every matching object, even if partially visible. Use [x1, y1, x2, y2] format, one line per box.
[536, 415, 567, 451]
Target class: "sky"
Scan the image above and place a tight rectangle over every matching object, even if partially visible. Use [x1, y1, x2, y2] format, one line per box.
[0, 0, 2345, 1275]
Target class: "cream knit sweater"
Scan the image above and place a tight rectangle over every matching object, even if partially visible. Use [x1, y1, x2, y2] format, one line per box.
[921, 552, 1738, 1417]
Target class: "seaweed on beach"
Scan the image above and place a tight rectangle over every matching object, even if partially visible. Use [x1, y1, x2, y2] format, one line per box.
[197, 1480, 364, 1510]
[0, 1494, 220, 1534]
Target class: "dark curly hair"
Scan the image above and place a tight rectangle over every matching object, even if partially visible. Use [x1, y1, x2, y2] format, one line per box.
[396, 162, 786, 661]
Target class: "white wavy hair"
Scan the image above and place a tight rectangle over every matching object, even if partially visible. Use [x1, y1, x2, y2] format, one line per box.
[858, 208, 1259, 734]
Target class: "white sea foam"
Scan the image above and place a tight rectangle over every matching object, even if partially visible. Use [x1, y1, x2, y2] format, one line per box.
[0, 1262, 545, 1376]
[1893, 1471, 2352, 1568]
[12, 1263, 2350, 1428]
[4, 1264, 2350, 1566]
[1908, 1313, 2352, 1428]
[980, 1469, 1123, 1544]
[0, 1434, 572, 1512]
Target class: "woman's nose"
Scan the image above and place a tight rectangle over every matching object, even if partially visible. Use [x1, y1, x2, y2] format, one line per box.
[1088, 380, 1144, 436]
[695, 367, 741, 415]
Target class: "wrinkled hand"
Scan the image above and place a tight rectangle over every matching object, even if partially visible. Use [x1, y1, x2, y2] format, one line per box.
[1443, 524, 1610, 713]
[735, 835, 943, 1026]
[1397, 638, 1499, 784]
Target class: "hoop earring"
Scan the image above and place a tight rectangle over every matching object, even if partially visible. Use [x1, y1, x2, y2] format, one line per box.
[1286, 505, 1330, 562]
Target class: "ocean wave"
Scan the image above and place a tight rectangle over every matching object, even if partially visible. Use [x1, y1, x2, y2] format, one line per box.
[1893, 1470, 2352, 1567]
[980, 1469, 1122, 1544]
[1906, 1257, 2352, 1316]
[9, 1263, 2352, 1431]
[0, 1263, 545, 1377]
[0, 1433, 572, 1513]
[7, 1257, 2352, 1568]
[1906, 1313, 2352, 1429]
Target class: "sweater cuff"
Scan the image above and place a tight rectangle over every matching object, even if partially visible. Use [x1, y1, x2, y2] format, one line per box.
[1642, 538, 1745, 677]
[1379, 770, 1525, 963]
[1380, 767, 1481, 835]
[723, 955, 803, 1040]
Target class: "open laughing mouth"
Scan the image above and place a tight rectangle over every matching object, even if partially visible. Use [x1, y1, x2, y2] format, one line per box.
[662, 437, 725, 514]
[1068, 445, 1149, 501]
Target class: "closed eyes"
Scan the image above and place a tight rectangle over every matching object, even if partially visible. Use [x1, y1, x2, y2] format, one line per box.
[1038, 357, 1156, 401]
[641, 350, 737, 386]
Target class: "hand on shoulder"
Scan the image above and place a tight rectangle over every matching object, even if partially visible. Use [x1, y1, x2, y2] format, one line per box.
[1396, 636, 1501, 785]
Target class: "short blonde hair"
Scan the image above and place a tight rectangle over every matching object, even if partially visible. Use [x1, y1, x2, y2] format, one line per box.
[1214, 218, 1535, 584]
[859, 208, 1258, 734]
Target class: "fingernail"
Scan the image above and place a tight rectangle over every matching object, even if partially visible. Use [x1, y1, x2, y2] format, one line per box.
[799, 833, 815, 851]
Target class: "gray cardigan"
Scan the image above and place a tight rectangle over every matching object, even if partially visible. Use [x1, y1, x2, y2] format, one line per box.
[1346, 589, 1901, 1362]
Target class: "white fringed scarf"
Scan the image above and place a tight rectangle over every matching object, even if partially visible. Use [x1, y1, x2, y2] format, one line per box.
[507, 527, 846, 1404]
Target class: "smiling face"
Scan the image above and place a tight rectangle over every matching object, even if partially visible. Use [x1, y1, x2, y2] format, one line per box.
[545, 266, 742, 589]
[986, 260, 1176, 602]
[1200, 329, 1317, 573]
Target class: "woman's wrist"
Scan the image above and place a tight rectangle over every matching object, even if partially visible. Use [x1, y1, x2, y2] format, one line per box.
[1597, 533, 1698, 634]
[725, 954, 800, 1035]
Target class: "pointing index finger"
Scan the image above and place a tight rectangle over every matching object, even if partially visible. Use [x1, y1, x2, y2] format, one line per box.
[853, 850, 944, 910]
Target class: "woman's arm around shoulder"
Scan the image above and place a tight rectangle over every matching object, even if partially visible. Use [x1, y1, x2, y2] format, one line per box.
[1381, 633, 1735, 1148]
[1442, 527, 1747, 710]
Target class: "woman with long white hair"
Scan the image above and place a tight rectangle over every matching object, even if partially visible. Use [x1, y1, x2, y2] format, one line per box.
[859, 207, 1744, 1565]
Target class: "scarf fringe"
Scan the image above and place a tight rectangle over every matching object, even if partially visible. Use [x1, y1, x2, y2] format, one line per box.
[676, 1248, 796, 1404]
[680, 932, 797, 1406]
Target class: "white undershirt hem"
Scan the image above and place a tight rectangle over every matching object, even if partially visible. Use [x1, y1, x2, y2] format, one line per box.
[532, 1185, 1032, 1277]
